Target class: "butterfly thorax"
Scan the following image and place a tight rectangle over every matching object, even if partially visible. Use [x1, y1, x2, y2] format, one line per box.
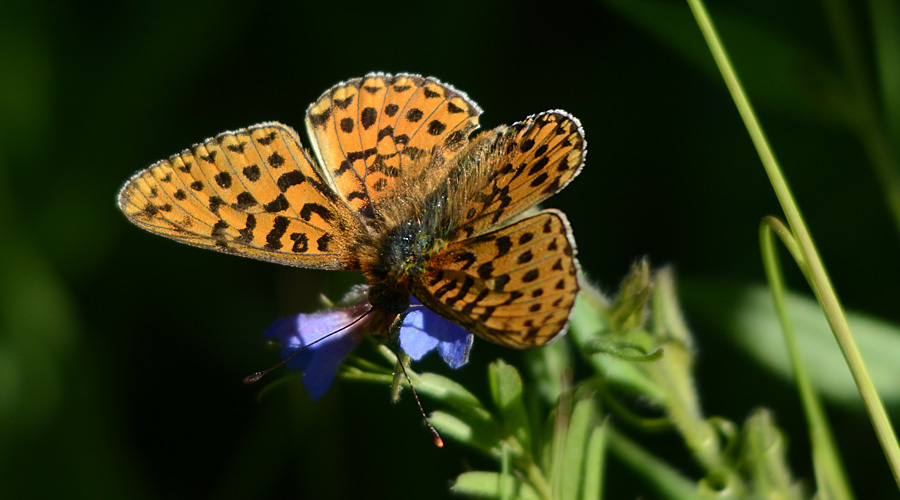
[358, 129, 515, 315]
[363, 208, 453, 314]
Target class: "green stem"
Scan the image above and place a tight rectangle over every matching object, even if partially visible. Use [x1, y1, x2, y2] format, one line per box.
[760, 218, 855, 500]
[687, 0, 900, 489]
[524, 460, 554, 500]
[644, 354, 722, 472]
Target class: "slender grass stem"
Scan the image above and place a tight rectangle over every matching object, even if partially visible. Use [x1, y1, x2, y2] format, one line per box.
[686, 0, 900, 489]
[760, 218, 854, 500]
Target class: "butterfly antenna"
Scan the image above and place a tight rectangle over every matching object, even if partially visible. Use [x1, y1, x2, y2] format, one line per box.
[243, 307, 374, 384]
[388, 343, 444, 448]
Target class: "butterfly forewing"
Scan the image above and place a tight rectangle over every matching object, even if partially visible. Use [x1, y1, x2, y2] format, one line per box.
[455, 111, 585, 240]
[305, 73, 482, 218]
[411, 210, 580, 348]
[118, 123, 361, 270]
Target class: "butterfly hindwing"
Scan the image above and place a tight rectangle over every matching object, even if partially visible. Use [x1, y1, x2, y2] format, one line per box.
[305, 72, 482, 218]
[118, 123, 363, 270]
[411, 210, 580, 348]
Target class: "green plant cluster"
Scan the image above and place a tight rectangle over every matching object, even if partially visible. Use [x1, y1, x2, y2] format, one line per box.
[340, 263, 811, 499]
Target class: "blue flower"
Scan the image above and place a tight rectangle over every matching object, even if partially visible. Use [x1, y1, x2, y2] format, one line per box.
[265, 294, 473, 400]
[399, 297, 474, 369]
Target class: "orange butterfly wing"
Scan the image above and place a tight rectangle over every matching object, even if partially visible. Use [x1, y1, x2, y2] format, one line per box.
[118, 123, 363, 270]
[305, 73, 481, 218]
[411, 210, 580, 348]
[454, 110, 585, 240]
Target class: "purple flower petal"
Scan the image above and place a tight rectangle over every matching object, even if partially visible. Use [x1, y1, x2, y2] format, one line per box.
[399, 298, 473, 369]
[265, 301, 370, 400]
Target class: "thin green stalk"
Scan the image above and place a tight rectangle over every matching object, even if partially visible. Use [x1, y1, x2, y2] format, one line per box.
[760, 218, 854, 500]
[525, 460, 554, 500]
[686, 0, 900, 488]
[644, 355, 722, 472]
[500, 443, 511, 500]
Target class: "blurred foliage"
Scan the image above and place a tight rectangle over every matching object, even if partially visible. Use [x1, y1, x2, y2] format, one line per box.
[1, 0, 900, 498]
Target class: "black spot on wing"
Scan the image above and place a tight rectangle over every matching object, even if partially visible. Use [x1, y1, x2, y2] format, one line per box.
[334, 95, 355, 109]
[264, 194, 289, 213]
[447, 102, 465, 114]
[361, 107, 377, 129]
[243, 165, 261, 181]
[445, 276, 474, 306]
[235, 214, 256, 243]
[211, 220, 229, 239]
[427, 120, 446, 135]
[477, 261, 494, 279]
[300, 202, 334, 222]
[214, 172, 232, 189]
[209, 196, 225, 214]
[308, 109, 332, 128]
[454, 251, 477, 270]
[277, 171, 305, 192]
[233, 192, 258, 210]
[226, 142, 247, 153]
[406, 108, 424, 122]
[528, 157, 549, 175]
[265, 216, 290, 250]
[200, 151, 218, 163]
[495, 236, 512, 257]
[316, 234, 332, 251]
[517, 250, 533, 264]
[433, 279, 458, 300]
[256, 131, 279, 145]
[290, 232, 309, 253]
[268, 152, 285, 168]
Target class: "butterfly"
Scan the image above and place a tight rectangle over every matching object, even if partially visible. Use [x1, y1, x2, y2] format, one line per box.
[117, 73, 585, 349]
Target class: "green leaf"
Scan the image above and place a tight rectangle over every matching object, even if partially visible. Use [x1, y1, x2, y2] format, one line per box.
[489, 360, 532, 455]
[652, 267, 694, 346]
[561, 394, 600, 500]
[549, 387, 571, 499]
[736, 409, 801, 500]
[608, 260, 653, 332]
[569, 290, 666, 403]
[681, 280, 900, 407]
[581, 421, 607, 500]
[417, 372, 494, 424]
[429, 411, 502, 458]
[451, 471, 541, 499]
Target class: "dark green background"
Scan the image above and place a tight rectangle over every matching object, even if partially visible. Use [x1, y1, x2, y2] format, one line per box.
[2, 0, 897, 498]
